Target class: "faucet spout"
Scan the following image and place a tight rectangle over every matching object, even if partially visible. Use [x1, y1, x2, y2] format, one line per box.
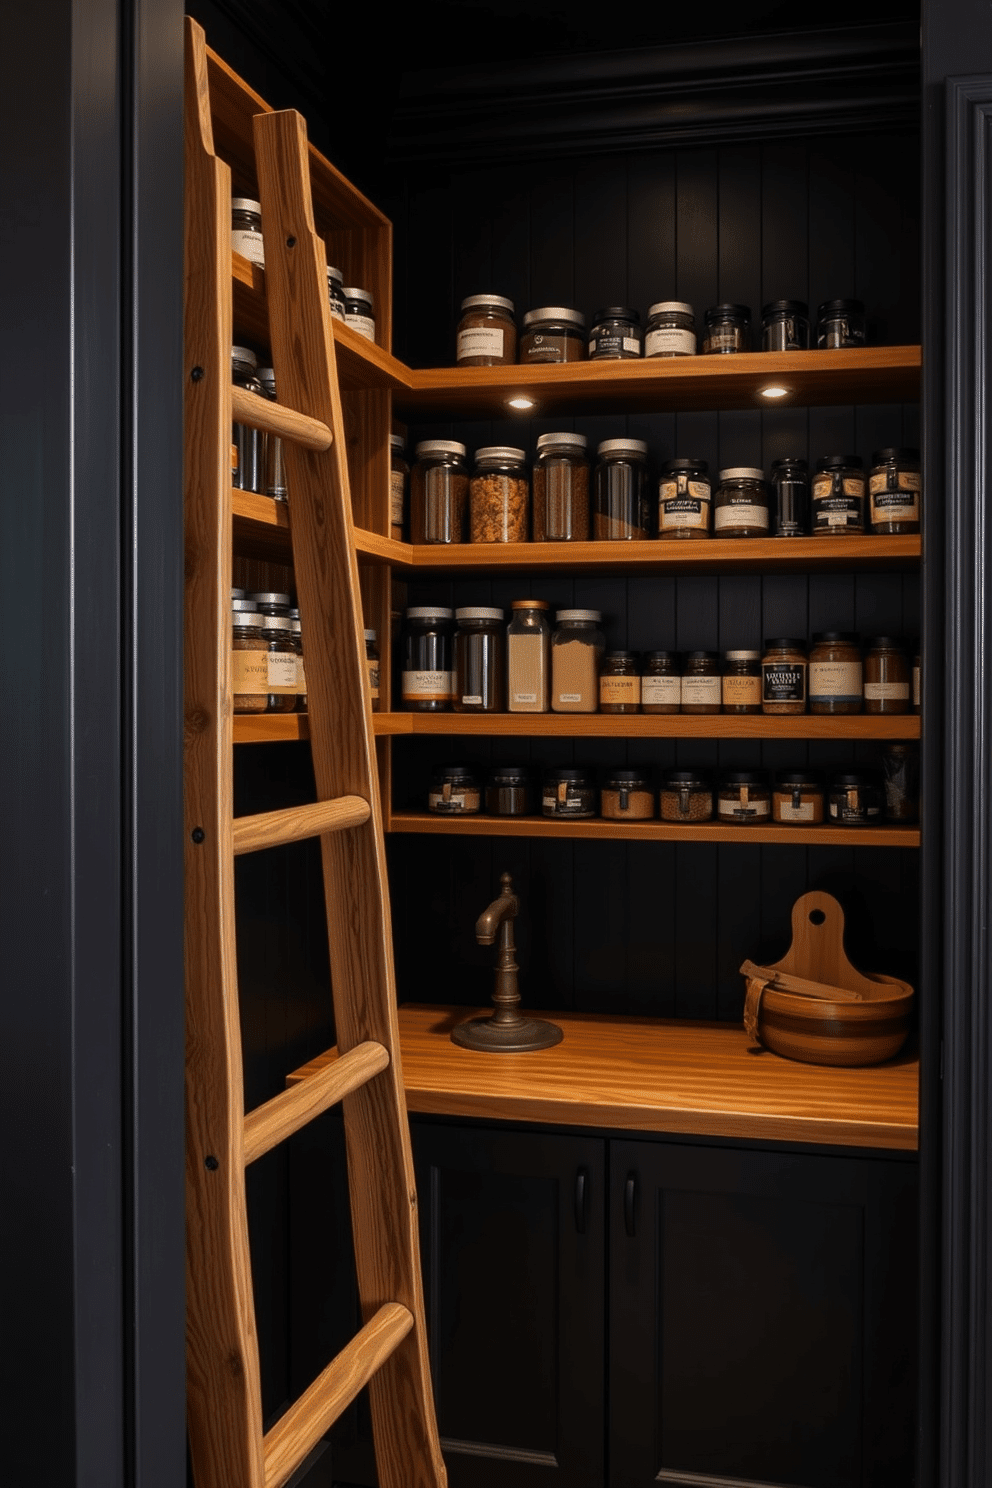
[475, 871, 518, 945]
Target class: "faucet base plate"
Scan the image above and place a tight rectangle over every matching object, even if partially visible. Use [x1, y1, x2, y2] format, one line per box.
[450, 1014, 564, 1053]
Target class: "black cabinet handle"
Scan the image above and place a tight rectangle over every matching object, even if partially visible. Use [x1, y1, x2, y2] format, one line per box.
[574, 1167, 588, 1233]
[624, 1172, 637, 1236]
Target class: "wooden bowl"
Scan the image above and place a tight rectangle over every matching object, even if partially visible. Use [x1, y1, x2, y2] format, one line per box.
[746, 972, 913, 1066]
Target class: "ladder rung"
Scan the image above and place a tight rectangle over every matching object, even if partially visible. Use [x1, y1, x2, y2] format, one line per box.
[232, 795, 370, 856]
[262, 1302, 414, 1488]
[243, 1040, 389, 1165]
[231, 383, 332, 451]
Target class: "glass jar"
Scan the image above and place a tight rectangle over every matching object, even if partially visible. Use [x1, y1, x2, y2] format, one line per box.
[456, 294, 516, 366]
[601, 769, 655, 821]
[772, 772, 825, 825]
[645, 301, 696, 358]
[718, 771, 771, 824]
[809, 632, 863, 715]
[828, 772, 884, 826]
[660, 770, 713, 823]
[551, 609, 604, 713]
[722, 650, 762, 714]
[257, 368, 288, 502]
[429, 765, 481, 815]
[714, 467, 771, 538]
[291, 616, 307, 712]
[770, 457, 809, 537]
[869, 447, 921, 535]
[761, 300, 809, 351]
[864, 637, 910, 714]
[913, 653, 921, 713]
[542, 768, 596, 819]
[812, 454, 866, 536]
[507, 600, 551, 713]
[389, 434, 408, 540]
[402, 607, 454, 712]
[232, 346, 263, 493]
[411, 441, 469, 544]
[326, 265, 346, 322]
[470, 446, 529, 543]
[657, 459, 712, 539]
[593, 439, 650, 540]
[486, 766, 532, 817]
[232, 604, 268, 713]
[533, 433, 590, 541]
[681, 651, 722, 713]
[343, 287, 375, 341]
[702, 303, 750, 354]
[881, 743, 920, 823]
[816, 299, 866, 349]
[454, 607, 505, 712]
[520, 306, 586, 363]
[250, 591, 293, 619]
[588, 307, 642, 360]
[231, 197, 264, 267]
[641, 651, 681, 715]
[364, 629, 380, 712]
[762, 639, 808, 714]
[599, 651, 641, 714]
[263, 616, 298, 713]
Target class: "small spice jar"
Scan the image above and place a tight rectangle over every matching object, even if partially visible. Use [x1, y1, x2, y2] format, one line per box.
[411, 440, 469, 544]
[232, 346, 263, 493]
[718, 771, 771, 824]
[593, 439, 650, 540]
[486, 766, 532, 817]
[263, 615, 298, 713]
[507, 600, 551, 713]
[641, 651, 682, 714]
[761, 300, 809, 351]
[702, 303, 751, 354]
[343, 287, 375, 341]
[714, 467, 771, 538]
[453, 607, 505, 713]
[645, 301, 696, 358]
[429, 765, 481, 815]
[809, 632, 863, 715]
[761, 639, 808, 714]
[292, 615, 307, 712]
[869, 447, 921, 535]
[599, 651, 641, 713]
[660, 769, 713, 823]
[470, 446, 529, 543]
[551, 609, 605, 713]
[722, 650, 762, 714]
[772, 772, 825, 825]
[816, 299, 866, 349]
[232, 603, 268, 714]
[828, 772, 884, 826]
[881, 743, 920, 823]
[519, 307, 586, 363]
[811, 454, 867, 536]
[456, 294, 516, 366]
[326, 265, 346, 322]
[601, 769, 655, 821]
[657, 459, 712, 539]
[681, 651, 722, 713]
[588, 307, 642, 360]
[364, 629, 380, 712]
[770, 457, 809, 537]
[863, 637, 910, 714]
[231, 197, 264, 267]
[402, 607, 454, 712]
[542, 768, 596, 819]
[389, 434, 409, 540]
[257, 367, 288, 503]
[533, 433, 590, 541]
[250, 590, 293, 619]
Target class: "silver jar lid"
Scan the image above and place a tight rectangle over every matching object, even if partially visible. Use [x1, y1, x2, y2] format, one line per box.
[231, 601, 258, 617]
[647, 300, 694, 317]
[261, 614, 292, 633]
[343, 287, 374, 308]
[556, 608, 602, 623]
[250, 592, 292, 607]
[231, 345, 257, 368]
[725, 649, 762, 660]
[475, 446, 526, 463]
[406, 606, 454, 621]
[719, 467, 766, 482]
[389, 433, 405, 451]
[536, 431, 588, 452]
[326, 264, 344, 286]
[597, 438, 649, 458]
[364, 628, 377, 641]
[291, 619, 302, 635]
[231, 197, 261, 214]
[455, 607, 504, 622]
[415, 440, 466, 459]
[256, 367, 276, 395]
[522, 306, 585, 329]
[461, 293, 514, 313]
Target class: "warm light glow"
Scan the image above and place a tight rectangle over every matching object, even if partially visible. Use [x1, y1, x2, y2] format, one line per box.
[506, 395, 536, 411]
[760, 385, 790, 399]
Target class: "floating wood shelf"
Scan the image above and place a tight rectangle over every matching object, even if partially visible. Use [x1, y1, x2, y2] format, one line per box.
[233, 713, 413, 743]
[388, 712, 921, 739]
[288, 1004, 919, 1153]
[388, 811, 920, 848]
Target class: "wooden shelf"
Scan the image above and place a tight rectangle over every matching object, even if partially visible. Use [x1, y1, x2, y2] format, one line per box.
[232, 713, 411, 743]
[288, 1004, 919, 1152]
[232, 488, 292, 561]
[388, 811, 920, 847]
[388, 712, 920, 739]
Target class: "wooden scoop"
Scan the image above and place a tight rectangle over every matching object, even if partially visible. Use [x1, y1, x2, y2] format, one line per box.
[738, 958, 863, 1004]
[767, 890, 895, 1001]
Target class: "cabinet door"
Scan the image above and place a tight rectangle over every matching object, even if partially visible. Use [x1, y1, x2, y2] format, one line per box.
[413, 1120, 606, 1488]
[609, 1141, 917, 1488]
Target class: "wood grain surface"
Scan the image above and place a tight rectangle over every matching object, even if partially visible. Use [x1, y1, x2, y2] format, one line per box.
[243, 1040, 390, 1165]
[230, 383, 331, 450]
[388, 810, 920, 848]
[232, 795, 370, 856]
[396, 712, 921, 739]
[289, 1004, 919, 1151]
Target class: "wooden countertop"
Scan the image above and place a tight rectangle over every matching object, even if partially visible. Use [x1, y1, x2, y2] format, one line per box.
[288, 1003, 918, 1153]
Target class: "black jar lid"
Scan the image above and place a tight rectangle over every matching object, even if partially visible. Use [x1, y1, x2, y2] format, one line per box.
[763, 637, 807, 650]
[770, 456, 809, 473]
[865, 635, 905, 649]
[592, 305, 640, 323]
[489, 765, 530, 784]
[816, 453, 864, 471]
[644, 649, 678, 663]
[775, 769, 823, 786]
[831, 770, 878, 787]
[817, 298, 864, 316]
[663, 768, 710, 786]
[431, 763, 478, 781]
[704, 302, 751, 321]
[603, 768, 651, 786]
[544, 767, 592, 783]
[871, 447, 920, 464]
[685, 649, 720, 661]
[604, 649, 637, 660]
[811, 630, 860, 644]
[721, 770, 768, 785]
[662, 457, 709, 474]
[762, 299, 808, 318]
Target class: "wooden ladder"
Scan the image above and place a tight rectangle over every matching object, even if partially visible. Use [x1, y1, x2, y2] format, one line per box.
[183, 19, 446, 1488]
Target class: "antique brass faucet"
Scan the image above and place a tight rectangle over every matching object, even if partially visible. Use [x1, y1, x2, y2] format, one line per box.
[450, 871, 563, 1052]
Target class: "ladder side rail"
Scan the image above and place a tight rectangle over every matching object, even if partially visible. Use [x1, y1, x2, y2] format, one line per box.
[253, 107, 447, 1488]
[184, 19, 266, 1488]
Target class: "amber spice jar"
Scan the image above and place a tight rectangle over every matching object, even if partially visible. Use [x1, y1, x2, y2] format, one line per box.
[863, 637, 910, 714]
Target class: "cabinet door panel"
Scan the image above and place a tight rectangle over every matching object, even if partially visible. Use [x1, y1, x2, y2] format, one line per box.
[414, 1121, 606, 1488]
[609, 1142, 917, 1488]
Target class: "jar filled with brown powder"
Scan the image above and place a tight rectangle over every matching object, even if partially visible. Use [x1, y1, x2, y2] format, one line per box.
[601, 769, 655, 820]
[551, 610, 604, 713]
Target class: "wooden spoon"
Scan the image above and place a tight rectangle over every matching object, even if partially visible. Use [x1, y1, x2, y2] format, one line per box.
[739, 959, 863, 1003]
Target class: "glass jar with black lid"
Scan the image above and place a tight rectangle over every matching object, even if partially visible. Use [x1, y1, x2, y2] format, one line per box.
[713, 468, 771, 537]
[722, 650, 762, 714]
[429, 765, 481, 815]
[658, 458, 712, 539]
[816, 299, 866, 349]
[402, 606, 454, 712]
[828, 772, 884, 826]
[542, 768, 596, 819]
[232, 346, 263, 493]
[454, 607, 505, 713]
[599, 651, 641, 713]
[869, 448, 921, 535]
[593, 438, 650, 539]
[588, 307, 642, 360]
[411, 440, 469, 543]
[601, 768, 654, 821]
[773, 772, 825, 825]
[770, 457, 809, 537]
[231, 198, 264, 267]
[343, 287, 375, 341]
[811, 454, 866, 535]
[645, 301, 696, 358]
[520, 307, 586, 363]
[718, 771, 771, 824]
[641, 651, 681, 714]
[761, 300, 809, 351]
[681, 651, 721, 713]
[533, 432, 590, 541]
[486, 766, 532, 817]
[660, 769, 713, 823]
[326, 265, 346, 322]
[456, 294, 516, 366]
[263, 615, 298, 714]
[809, 632, 862, 715]
[702, 303, 750, 354]
[389, 434, 408, 540]
[864, 637, 910, 714]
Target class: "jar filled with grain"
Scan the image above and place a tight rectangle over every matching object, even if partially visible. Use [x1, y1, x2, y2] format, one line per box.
[713, 468, 771, 538]
[542, 768, 596, 818]
[812, 454, 866, 535]
[828, 772, 884, 826]
[660, 769, 713, 823]
[551, 609, 604, 713]
[657, 458, 712, 539]
[411, 441, 468, 544]
[864, 637, 910, 714]
[809, 632, 863, 715]
[456, 294, 516, 366]
[681, 651, 722, 713]
[533, 433, 590, 541]
[507, 600, 551, 713]
[232, 603, 268, 713]
[641, 651, 682, 714]
[470, 446, 529, 543]
[263, 615, 298, 714]
[761, 639, 808, 714]
[453, 607, 505, 712]
[402, 607, 454, 711]
[772, 771, 825, 825]
[718, 771, 772, 824]
[520, 306, 586, 363]
[593, 439, 650, 540]
[599, 651, 641, 713]
[428, 765, 481, 815]
[722, 650, 762, 714]
[601, 769, 655, 821]
[486, 766, 533, 817]
[869, 447, 921, 535]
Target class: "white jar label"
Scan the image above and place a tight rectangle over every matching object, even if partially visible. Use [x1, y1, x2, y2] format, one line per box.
[390, 470, 405, 527]
[513, 691, 537, 704]
[642, 675, 681, 705]
[809, 660, 863, 702]
[429, 788, 480, 813]
[714, 503, 769, 531]
[558, 692, 582, 703]
[864, 681, 910, 700]
[231, 227, 265, 267]
[681, 675, 721, 705]
[232, 651, 268, 694]
[722, 675, 761, 706]
[345, 313, 376, 341]
[646, 326, 696, 356]
[777, 800, 815, 822]
[870, 490, 920, 523]
[457, 327, 504, 360]
[461, 694, 483, 706]
[623, 336, 642, 354]
[267, 652, 298, 692]
[297, 655, 307, 693]
[402, 669, 453, 702]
